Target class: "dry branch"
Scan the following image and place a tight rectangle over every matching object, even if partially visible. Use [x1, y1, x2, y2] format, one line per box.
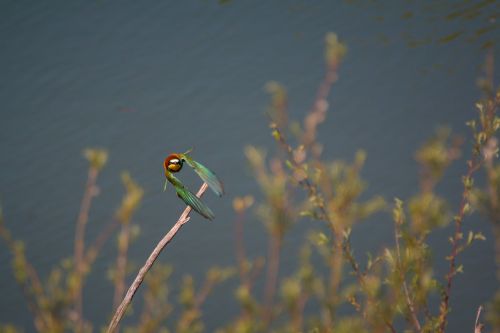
[74, 166, 100, 331]
[474, 305, 484, 333]
[106, 182, 209, 333]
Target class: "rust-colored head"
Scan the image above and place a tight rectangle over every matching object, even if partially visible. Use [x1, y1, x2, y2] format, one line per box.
[164, 154, 184, 173]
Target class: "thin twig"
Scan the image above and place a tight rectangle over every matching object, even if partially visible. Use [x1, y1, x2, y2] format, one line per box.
[234, 210, 248, 283]
[292, 291, 309, 331]
[177, 273, 219, 331]
[438, 159, 481, 332]
[328, 232, 343, 324]
[439, 91, 500, 332]
[344, 238, 396, 333]
[194, 277, 217, 309]
[302, 64, 338, 152]
[474, 305, 484, 333]
[84, 218, 120, 267]
[233, 207, 264, 319]
[106, 183, 209, 333]
[247, 258, 265, 288]
[262, 232, 282, 328]
[394, 217, 422, 332]
[0, 222, 49, 330]
[74, 167, 99, 330]
[113, 221, 132, 312]
[385, 320, 397, 333]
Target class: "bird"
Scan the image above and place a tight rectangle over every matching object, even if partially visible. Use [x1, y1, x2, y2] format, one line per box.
[163, 150, 224, 220]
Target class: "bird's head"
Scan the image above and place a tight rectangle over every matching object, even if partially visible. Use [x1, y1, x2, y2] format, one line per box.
[164, 154, 184, 173]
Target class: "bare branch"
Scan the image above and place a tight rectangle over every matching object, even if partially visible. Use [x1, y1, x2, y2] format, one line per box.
[74, 166, 100, 331]
[394, 214, 422, 332]
[106, 183, 209, 333]
[474, 305, 484, 333]
[438, 158, 482, 332]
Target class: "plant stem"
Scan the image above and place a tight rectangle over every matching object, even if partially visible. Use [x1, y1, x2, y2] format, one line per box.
[113, 221, 132, 312]
[438, 159, 481, 332]
[394, 217, 422, 332]
[0, 220, 49, 331]
[84, 218, 120, 267]
[106, 183, 208, 333]
[262, 232, 282, 328]
[474, 305, 484, 333]
[73, 166, 99, 331]
[234, 210, 248, 283]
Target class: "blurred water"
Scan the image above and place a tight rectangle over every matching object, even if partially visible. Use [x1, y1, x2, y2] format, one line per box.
[0, 0, 498, 331]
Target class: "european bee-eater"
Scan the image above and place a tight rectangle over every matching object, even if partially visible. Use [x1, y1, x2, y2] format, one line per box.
[163, 151, 224, 220]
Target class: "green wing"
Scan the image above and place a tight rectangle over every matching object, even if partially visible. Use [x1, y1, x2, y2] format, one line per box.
[177, 187, 215, 220]
[167, 173, 215, 220]
[180, 154, 224, 197]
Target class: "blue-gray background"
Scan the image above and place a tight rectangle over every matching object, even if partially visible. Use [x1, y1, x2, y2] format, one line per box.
[0, 1, 498, 331]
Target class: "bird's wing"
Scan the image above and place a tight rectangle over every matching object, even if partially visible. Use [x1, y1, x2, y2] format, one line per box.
[168, 173, 215, 220]
[180, 153, 224, 197]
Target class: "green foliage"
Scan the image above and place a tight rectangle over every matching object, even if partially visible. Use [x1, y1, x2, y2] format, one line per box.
[83, 148, 108, 171]
[116, 172, 144, 224]
[488, 291, 500, 331]
[408, 193, 449, 234]
[0, 325, 23, 333]
[325, 33, 347, 70]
